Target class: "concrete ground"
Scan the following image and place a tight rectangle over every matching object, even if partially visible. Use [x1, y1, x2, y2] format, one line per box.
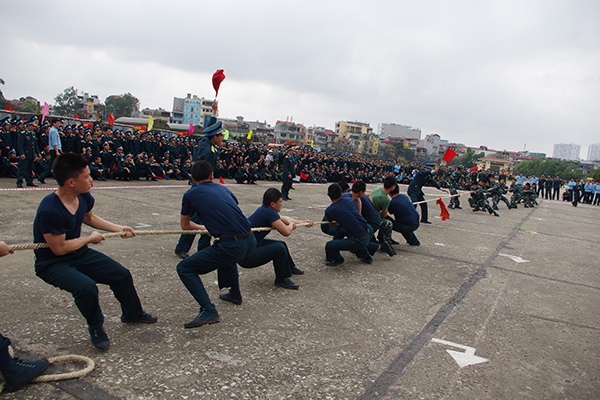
[0, 177, 598, 400]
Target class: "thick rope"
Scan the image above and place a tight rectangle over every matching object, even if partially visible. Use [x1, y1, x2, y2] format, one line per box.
[0, 347, 94, 392]
[8, 222, 326, 251]
[8, 194, 460, 251]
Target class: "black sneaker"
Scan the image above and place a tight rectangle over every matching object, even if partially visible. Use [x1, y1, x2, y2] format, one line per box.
[16, 183, 23, 188]
[358, 258, 373, 264]
[89, 326, 110, 350]
[390, 238, 400, 245]
[2, 358, 50, 392]
[219, 292, 242, 305]
[174, 249, 189, 259]
[121, 312, 158, 324]
[26, 182, 38, 187]
[274, 277, 299, 290]
[184, 309, 220, 329]
[291, 266, 304, 275]
[325, 260, 343, 267]
[380, 241, 395, 257]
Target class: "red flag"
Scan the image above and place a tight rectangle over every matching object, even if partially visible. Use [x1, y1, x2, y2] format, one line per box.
[470, 166, 478, 173]
[74, 114, 80, 119]
[352, 178, 356, 183]
[442, 148, 458, 162]
[436, 198, 450, 221]
[4, 106, 13, 111]
[219, 176, 225, 184]
[300, 171, 308, 181]
[212, 69, 226, 97]
[108, 112, 115, 126]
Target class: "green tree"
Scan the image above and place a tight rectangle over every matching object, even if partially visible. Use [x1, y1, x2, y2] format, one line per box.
[516, 158, 584, 180]
[105, 93, 140, 119]
[22, 99, 38, 113]
[459, 148, 485, 169]
[587, 169, 600, 181]
[54, 86, 81, 116]
[393, 142, 415, 162]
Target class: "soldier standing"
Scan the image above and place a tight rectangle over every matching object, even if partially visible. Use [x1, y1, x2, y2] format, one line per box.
[16, 118, 41, 188]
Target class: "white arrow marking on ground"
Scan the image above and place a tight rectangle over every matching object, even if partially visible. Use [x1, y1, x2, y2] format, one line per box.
[498, 253, 530, 263]
[435, 243, 445, 246]
[136, 223, 152, 228]
[431, 338, 489, 368]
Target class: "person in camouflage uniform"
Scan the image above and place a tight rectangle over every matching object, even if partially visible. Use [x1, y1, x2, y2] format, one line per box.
[509, 177, 523, 209]
[447, 165, 464, 209]
[522, 182, 538, 208]
[469, 181, 499, 216]
[487, 175, 511, 210]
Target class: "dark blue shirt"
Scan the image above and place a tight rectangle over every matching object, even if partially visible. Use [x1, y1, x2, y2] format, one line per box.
[360, 194, 378, 217]
[248, 205, 280, 246]
[389, 194, 420, 225]
[33, 192, 95, 259]
[181, 181, 250, 237]
[324, 195, 369, 235]
[408, 169, 440, 192]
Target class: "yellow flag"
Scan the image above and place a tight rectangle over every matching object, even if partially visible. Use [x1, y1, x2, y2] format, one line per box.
[247, 130, 253, 140]
[223, 129, 230, 140]
[147, 115, 154, 131]
[311, 140, 314, 148]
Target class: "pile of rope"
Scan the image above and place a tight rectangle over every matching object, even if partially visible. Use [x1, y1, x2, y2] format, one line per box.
[0, 347, 94, 393]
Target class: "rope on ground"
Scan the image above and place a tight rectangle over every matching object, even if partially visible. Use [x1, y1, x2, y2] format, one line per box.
[0, 347, 94, 393]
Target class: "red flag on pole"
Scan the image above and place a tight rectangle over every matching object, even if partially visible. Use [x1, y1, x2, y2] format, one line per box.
[300, 171, 308, 181]
[219, 176, 225, 184]
[442, 148, 458, 163]
[73, 114, 80, 119]
[108, 112, 115, 126]
[4, 106, 13, 111]
[212, 69, 226, 97]
[436, 198, 450, 221]
[470, 166, 478, 173]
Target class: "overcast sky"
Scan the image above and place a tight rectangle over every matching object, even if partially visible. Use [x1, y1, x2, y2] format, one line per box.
[2, 0, 599, 157]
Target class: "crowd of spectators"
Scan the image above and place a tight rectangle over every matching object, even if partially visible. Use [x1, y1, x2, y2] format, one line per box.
[1, 117, 598, 208]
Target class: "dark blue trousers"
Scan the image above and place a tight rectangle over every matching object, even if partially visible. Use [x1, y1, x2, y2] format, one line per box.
[325, 226, 374, 264]
[35, 247, 144, 329]
[389, 217, 420, 245]
[240, 239, 295, 278]
[0, 333, 9, 350]
[16, 158, 34, 185]
[408, 190, 428, 222]
[177, 236, 256, 309]
[175, 212, 211, 253]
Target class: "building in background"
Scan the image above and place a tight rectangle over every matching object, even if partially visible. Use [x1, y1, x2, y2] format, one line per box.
[274, 120, 307, 145]
[170, 94, 214, 127]
[553, 143, 581, 161]
[378, 123, 421, 139]
[587, 143, 600, 161]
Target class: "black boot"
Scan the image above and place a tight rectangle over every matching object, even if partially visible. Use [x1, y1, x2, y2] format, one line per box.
[0, 345, 49, 392]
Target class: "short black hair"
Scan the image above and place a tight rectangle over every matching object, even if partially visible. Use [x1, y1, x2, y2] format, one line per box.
[351, 180, 366, 193]
[328, 183, 342, 200]
[53, 153, 89, 186]
[338, 180, 349, 192]
[389, 185, 400, 195]
[383, 175, 397, 189]
[263, 188, 282, 207]
[191, 160, 212, 182]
